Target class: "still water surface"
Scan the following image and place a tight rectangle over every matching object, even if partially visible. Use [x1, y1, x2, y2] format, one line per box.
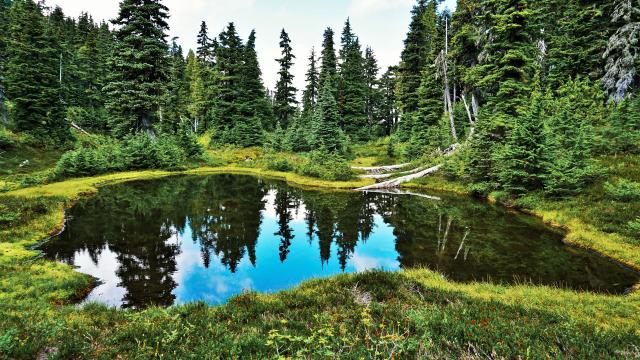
[42, 175, 639, 308]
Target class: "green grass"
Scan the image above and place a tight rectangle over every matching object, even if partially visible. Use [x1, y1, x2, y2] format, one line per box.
[1, 146, 639, 358]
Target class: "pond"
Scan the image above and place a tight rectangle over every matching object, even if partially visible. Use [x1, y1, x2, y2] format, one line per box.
[41, 174, 639, 308]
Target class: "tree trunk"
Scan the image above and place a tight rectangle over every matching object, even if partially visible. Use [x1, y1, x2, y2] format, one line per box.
[443, 17, 458, 142]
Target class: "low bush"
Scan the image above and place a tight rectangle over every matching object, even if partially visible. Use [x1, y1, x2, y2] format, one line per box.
[296, 151, 354, 181]
[54, 134, 190, 178]
[263, 153, 295, 172]
[604, 179, 640, 202]
[0, 128, 15, 150]
[627, 218, 640, 240]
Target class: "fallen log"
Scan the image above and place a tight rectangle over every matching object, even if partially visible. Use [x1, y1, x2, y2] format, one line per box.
[356, 164, 443, 191]
[352, 163, 410, 174]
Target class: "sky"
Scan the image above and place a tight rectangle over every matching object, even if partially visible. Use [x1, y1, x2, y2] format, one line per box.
[45, 0, 457, 94]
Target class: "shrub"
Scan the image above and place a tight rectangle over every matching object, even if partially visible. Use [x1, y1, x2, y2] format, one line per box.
[263, 153, 294, 172]
[627, 218, 640, 240]
[0, 128, 15, 150]
[297, 151, 354, 181]
[604, 179, 640, 202]
[55, 135, 187, 178]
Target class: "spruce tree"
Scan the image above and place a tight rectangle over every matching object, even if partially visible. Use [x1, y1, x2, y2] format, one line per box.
[364, 46, 381, 134]
[543, 79, 602, 196]
[496, 84, 548, 195]
[338, 18, 367, 140]
[6, 0, 69, 141]
[185, 50, 207, 133]
[319, 27, 337, 89]
[274, 29, 297, 128]
[0, 0, 9, 126]
[379, 66, 398, 136]
[406, 63, 443, 159]
[397, 0, 431, 114]
[311, 81, 343, 154]
[211, 22, 244, 144]
[302, 48, 319, 117]
[237, 29, 268, 145]
[104, 0, 170, 138]
[196, 20, 215, 65]
[160, 39, 189, 134]
[606, 95, 640, 154]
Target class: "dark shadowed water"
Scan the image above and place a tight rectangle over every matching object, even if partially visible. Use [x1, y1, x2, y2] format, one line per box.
[41, 175, 639, 308]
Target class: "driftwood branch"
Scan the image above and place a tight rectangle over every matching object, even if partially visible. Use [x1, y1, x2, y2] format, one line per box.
[361, 188, 442, 201]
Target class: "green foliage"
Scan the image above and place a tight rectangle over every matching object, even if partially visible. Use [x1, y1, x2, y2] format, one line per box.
[338, 19, 368, 141]
[297, 151, 354, 181]
[495, 86, 547, 195]
[605, 179, 640, 202]
[262, 153, 295, 172]
[104, 0, 170, 138]
[274, 29, 297, 128]
[0, 127, 15, 149]
[54, 135, 189, 178]
[604, 95, 640, 154]
[311, 81, 349, 155]
[628, 218, 640, 239]
[6, 0, 69, 142]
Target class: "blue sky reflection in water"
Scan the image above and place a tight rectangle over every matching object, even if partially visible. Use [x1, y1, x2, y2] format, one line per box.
[42, 175, 640, 308]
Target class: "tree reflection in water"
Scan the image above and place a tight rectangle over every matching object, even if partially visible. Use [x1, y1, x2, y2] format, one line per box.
[41, 175, 640, 308]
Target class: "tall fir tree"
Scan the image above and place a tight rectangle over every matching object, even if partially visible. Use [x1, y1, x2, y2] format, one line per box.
[104, 0, 170, 138]
[405, 63, 443, 159]
[319, 27, 337, 89]
[379, 66, 398, 136]
[6, 0, 69, 141]
[236, 29, 269, 145]
[338, 18, 368, 140]
[496, 82, 548, 194]
[397, 0, 431, 115]
[311, 80, 344, 154]
[211, 22, 245, 144]
[196, 20, 215, 65]
[160, 38, 189, 134]
[0, 0, 9, 125]
[363, 46, 381, 134]
[274, 28, 297, 128]
[302, 47, 319, 118]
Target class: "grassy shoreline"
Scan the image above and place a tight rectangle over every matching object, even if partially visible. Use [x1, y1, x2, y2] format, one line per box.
[1, 166, 639, 358]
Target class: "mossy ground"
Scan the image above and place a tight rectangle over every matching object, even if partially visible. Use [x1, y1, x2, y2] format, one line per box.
[0, 146, 638, 358]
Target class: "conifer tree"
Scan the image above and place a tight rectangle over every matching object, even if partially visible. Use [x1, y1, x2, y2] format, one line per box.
[274, 28, 297, 128]
[338, 18, 367, 140]
[160, 39, 189, 134]
[311, 81, 343, 154]
[496, 83, 548, 194]
[397, 0, 431, 114]
[211, 22, 245, 144]
[405, 63, 443, 159]
[196, 20, 215, 65]
[236, 29, 269, 145]
[104, 0, 170, 138]
[0, 0, 9, 125]
[6, 0, 69, 141]
[302, 48, 319, 117]
[364, 46, 380, 133]
[185, 50, 207, 133]
[543, 79, 602, 196]
[319, 27, 337, 89]
[379, 66, 398, 136]
[606, 95, 640, 154]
